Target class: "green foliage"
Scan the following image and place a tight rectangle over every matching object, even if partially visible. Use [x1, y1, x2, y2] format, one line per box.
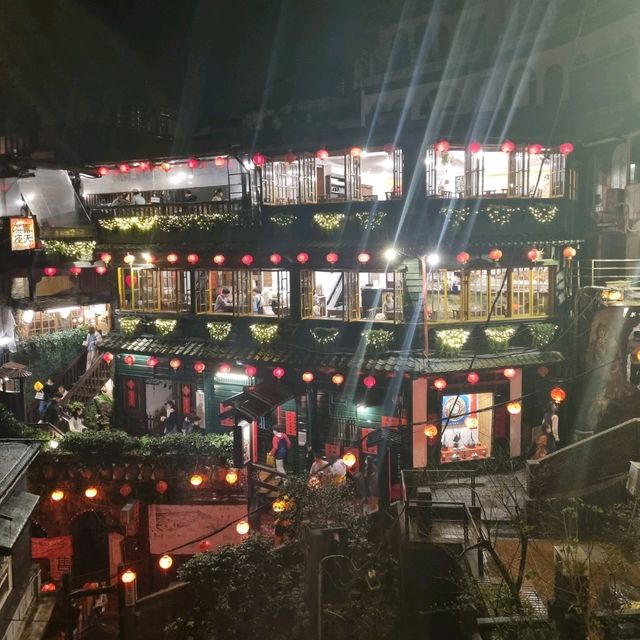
[59, 430, 138, 456]
[354, 210, 386, 230]
[528, 323, 558, 350]
[119, 317, 140, 337]
[484, 326, 516, 353]
[269, 212, 297, 227]
[41, 240, 96, 260]
[0, 405, 48, 439]
[435, 328, 470, 357]
[362, 328, 393, 354]
[310, 327, 339, 348]
[138, 433, 233, 464]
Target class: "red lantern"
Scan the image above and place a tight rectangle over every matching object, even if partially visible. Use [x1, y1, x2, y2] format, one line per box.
[468, 141, 481, 154]
[124, 355, 135, 367]
[500, 139, 515, 153]
[284, 152, 297, 164]
[160, 162, 172, 172]
[269, 253, 282, 265]
[550, 386, 566, 403]
[560, 142, 574, 156]
[456, 251, 470, 265]
[563, 246, 576, 260]
[43, 267, 57, 277]
[488, 248, 503, 261]
[316, 148, 329, 161]
[214, 156, 226, 167]
[435, 140, 449, 153]
[146, 356, 158, 367]
[194, 361, 206, 374]
[296, 252, 309, 264]
[169, 358, 181, 370]
[252, 153, 266, 166]
[527, 248, 540, 262]
[537, 366, 549, 377]
[245, 365, 257, 377]
[199, 540, 212, 551]
[98, 166, 110, 176]
[95, 266, 107, 276]
[503, 368, 516, 379]
[187, 158, 200, 169]
[119, 483, 132, 497]
[433, 377, 447, 390]
[102, 352, 114, 364]
[528, 143, 542, 155]
[332, 373, 344, 386]
[302, 371, 314, 383]
[357, 252, 370, 264]
[326, 252, 339, 265]
[350, 146, 362, 157]
[138, 161, 150, 171]
[273, 367, 285, 380]
[167, 253, 178, 264]
[100, 252, 112, 264]
[363, 375, 376, 389]
[119, 163, 130, 173]
[187, 253, 199, 265]
[219, 363, 231, 374]
[69, 266, 82, 276]
[213, 254, 225, 265]
[467, 372, 479, 384]
[241, 254, 254, 266]
[156, 480, 168, 494]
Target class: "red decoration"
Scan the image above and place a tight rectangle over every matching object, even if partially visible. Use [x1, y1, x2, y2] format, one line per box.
[119, 163, 130, 173]
[316, 148, 329, 161]
[119, 484, 132, 497]
[503, 368, 516, 379]
[244, 365, 257, 377]
[169, 358, 181, 370]
[433, 377, 447, 390]
[467, 372, 479, 384]
[167, 253, 178, 264]
[124, 355, 135, 367]
[488, 248, 503, 261]
[102, 352, 114, 364]
[560, 142, 574, 156]
[156, 480, 168, 494]
[98, 166, 110, 177]
[95, 266, 107, 275]
[363, 375, 376, 389]
[269, 253, 282, 265]
[69, 266, 82, 276]
[181, 384, 192, 415]
[213, 254, 225, 265]
[219, 363, 231, 374]
[456, 251, 470, 265]
[187, 253, 199, 265]
[296, 252, 309, 264]
[332, 373, 344, 385]
[563, 246, 576, 260]
[350, 146, 362, 157]
[252, 153, 266, 166]
[146, 356, 158, 367]
[138, 161, 150, 171]
[528, 143, 542, 155]
[194, 361, 206, 374]
[527, 248, 541, 262]
[285, 411, 297, 436]
[468, 141, 481, 154]
[550, 386, 566, 403]
[160, 162, 172, 172]
[241, 254, 254, 266]
[326, 252, 339, 265]
[273, 367, 285, 380]
[302, 371, 314, 383]
[187, 158, 200, 169]
[100, 252, 112, 264]
[199, 540, 212, 551]
[284, 152, 297, 164]
[43, 267, 57, 277]
[500, 139, 515, 153]
[357, 252, 370, 264]
[435, 140, 449, 153]
[537, 366, 549, 377]
[214, 156, 226, 167]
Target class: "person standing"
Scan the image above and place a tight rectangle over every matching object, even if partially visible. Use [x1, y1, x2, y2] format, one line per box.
[160, 401, 178, 435]
[309, 451, 330, 476]
[542, 402, 560, 449]
[269, 426, 291, 474]
[84, 326, 102, 370]
[251, 288, 264, 314]
[329, 454, 347, 482]
[40, 377, 56, 417]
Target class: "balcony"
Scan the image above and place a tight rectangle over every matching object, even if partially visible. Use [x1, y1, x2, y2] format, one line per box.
[583, 259, 640, 306]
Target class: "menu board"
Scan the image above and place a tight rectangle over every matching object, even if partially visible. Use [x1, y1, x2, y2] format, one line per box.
[10, 217, 36, 251]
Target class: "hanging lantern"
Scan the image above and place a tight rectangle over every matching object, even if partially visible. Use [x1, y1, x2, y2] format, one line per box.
[124, 355, 135, 367]
[100, 252, 112, 264]
[527, 248, 541, 262]
[236, 520, 250, 535]
[464, 416, 479, 429]
[488, 248, 503, 261]
[241, 254, 254, 266]
[187, 253, 199, 265]
[326, 252, 339, 265]
[302, 372, 314, 383]
[357, 252, 370, 264]
[350, 146, 362, 157]
[363, 375, 376, 389]
[187, 158, 200, 169]
[284, 152, 297, 164]
[190, 474, 204, 487]
[269, 253, 282, 265]
[213, 254, 225, 266]
[506, 401, 521, 415]
[245, 365, 257, 377]
[159, 161, 171, 172]
[331, 373, 344, 386]
[342, 452, 357, 468]
[296, 252, 309, 264]
[468, 141, 481, 154]
[169, 358, 181, 370]
[528, 143, 542, 155]
[102, 352, 114, 364]
[214, 156, 226, 167]
[121, 570, 136, 584]
[84, 487, 98, 499]
[219, 363, 231, 374]
[433, 377, 447, 390]
[225, 469, 239, 485]
[43, 267, 57, 277]
[316, 148, 329, 161]
[199, 540, 212, 551]
[467, 372, 479, 384]
[435, 140, 449, 153]
[155, 480, 168, 494]
[272, 499, 286, 513]
[166, 253, 179, 264]
[95, 266, 107, 276]
[252, 153, 266, 166]
[424, 424, 438, 438]
[98, 166, 110, 176]
[503, 368, 517, 379]
[124, 253, 135, 265]
[500, 139, 515, 153]
[138, 161, 150, 171]
[193, 361, 206, 374]
[559, 142, 574, 156]
[550, 386, 566, 403]
[563, 246, 576, 260]
[119, 483, 132, 497]
[146, 356, 158, 367]
[51, 489, 64, 502]
[456, 251, 470, 265]
[159, 554, 173, 570]
[69, 266, 82, 276]
[537, 366, 549, 377]
[273, 367, 285, 380]
[118, 163, 130, 174]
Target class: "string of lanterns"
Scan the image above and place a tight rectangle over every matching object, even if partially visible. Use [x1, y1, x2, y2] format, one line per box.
[434, 140, 574, 156]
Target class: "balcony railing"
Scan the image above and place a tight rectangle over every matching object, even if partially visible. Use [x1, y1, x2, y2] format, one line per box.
[90, 200, 247, 223]
[586, 259, 640, 290]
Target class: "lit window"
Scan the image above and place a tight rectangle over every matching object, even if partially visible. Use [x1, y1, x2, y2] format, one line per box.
[118, 268, 191, 313]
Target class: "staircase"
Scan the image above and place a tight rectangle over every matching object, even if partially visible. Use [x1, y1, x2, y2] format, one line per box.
[61, 357, 112, 407]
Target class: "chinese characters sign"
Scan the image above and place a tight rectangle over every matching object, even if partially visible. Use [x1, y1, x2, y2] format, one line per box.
[10, 217, 36, 251]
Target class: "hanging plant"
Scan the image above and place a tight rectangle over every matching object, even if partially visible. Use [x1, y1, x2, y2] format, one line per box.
[42, 240, 96, 261]
[155, 319, 177, 336]
[439, 205, 470, 229]
[158, 212, 239, 232]
[435, 329, 470, 357]
[484, 326, 517, 353]
[99, 216, 159, 232]
[249, 324, 279, 345]
[310, 327, 339, 348]
[362, 329, 393, 354]
[207, 322, 231, 343]
[313, 212, 344, 232]
[528, 204, 558, 224]
[269, 212, 297, 228]
[354, 210, 387, 230]
[119, 317, 141, 337]
[485, 204, 519, 226]
[528, 323, 557, 350]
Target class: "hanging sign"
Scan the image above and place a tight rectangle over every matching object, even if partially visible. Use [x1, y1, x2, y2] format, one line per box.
[10, 217, 36, 251]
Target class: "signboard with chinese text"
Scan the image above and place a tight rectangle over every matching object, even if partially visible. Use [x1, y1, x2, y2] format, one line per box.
[10, 217, 36, 251]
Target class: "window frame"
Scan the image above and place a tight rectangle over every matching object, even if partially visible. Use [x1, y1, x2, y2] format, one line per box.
[0, 555, 12, 611]
[117, 267, 191, 314]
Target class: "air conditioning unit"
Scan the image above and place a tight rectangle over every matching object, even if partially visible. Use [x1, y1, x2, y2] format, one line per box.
[120, 499, 139, 536]
[626, 461, 640, 496]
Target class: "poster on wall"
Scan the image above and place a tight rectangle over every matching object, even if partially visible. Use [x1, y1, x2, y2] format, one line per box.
[440, 393, 493, 463]
[31, 536, 72, 580]
[239, 420, 252, 465]
[10, 216, 36, 251]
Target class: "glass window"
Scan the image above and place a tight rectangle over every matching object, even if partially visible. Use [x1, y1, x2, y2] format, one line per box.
[241, 270, 290, 318]
[301, 271, 347, 320]
[195, 270, 233, 314]
[355, 271, 403, 322]
[483, 151, 509, 196]
[425, 270, 462, 322]
[118, 268, 191, 313]
[318, 152, 361, 202]
[466, 269, 507, 320]
[512, 267, 551, 317]
[434, 148, 465, 197]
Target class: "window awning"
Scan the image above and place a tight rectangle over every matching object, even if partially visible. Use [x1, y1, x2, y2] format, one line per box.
[220, 382, 294, 422]
[0, 491, 39, 552]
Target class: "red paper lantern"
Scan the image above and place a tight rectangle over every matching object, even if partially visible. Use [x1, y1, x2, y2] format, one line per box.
[296, 252, 309, 264]
[245, 365, 257, 377]
[316, 148, 329, 161]
[363, 375, 376, 389]
[167, 253, 178, 264]
[252, 153, 266, 166]
[124, 355, 135, 366]
[350, 146, 362, 157]
[119, 163, 130, 173]
[302, 371, 314, 383]
[527, 248, 540, 262]
[138, 161, 150, 171]
[69, 266, 82, 276]
[332, 373, 344, 385]
[102, 352, 114, 364]
[187, 253, 199, 265]
[435, 140, 449, 153]
[468, 141, 481, 154]
[357, 252, 370, 264]
[500, 139, 515, 153]
[284, 152, 297, 164]
[273, 367, 285, 380]
[563, 246, 576, 260]
[503, 368, 516, 379]
[194, 361, 206, 374]
[43, 267, 57, 277]
[199, 540, 212, 551]
[456, 251, 470, 265]
[528, 143, 542, 155]
[219, 363, 231, 374]
[119, 483, 132, 497]
[146, 356, 158, 367]
[100, 252, 112, 264]
[433, 377, 447, 390]
[326, 252, 339, 265]
[270, 253, 282, 265]
[98, 166, 110, 177]
[488, 248, 503, 261]
[214, 156, 226, 167]
[241, 254, 254, 266]
[155, 480, 168, 494]
[550, 386, 566, 403]
[467, 372, 479, 384]
[95, 266, 107, 276]
[160, 162, 172, 172]
[537, 366, 549, 377]
[559, 142, 574, 156]
[213, 254, 225, 265]
[169, 358, 181, 370]
[187, 158, 200, 169]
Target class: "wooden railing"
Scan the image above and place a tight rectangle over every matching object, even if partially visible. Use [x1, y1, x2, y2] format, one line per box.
[56, 349, 87, 393]
[90, 200, 247, 223]
[61, 357, 111, 407]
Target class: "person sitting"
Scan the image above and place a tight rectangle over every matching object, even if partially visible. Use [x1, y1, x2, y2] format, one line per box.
[211, 189, 224, 201]
[68, 407, 87, 432]
[184, 189, 197, 202]
[131, 188, 146, 205]
[382, 292, 395, 320]
[214, 288, 231, 312]
[110, 192, 130, 206]
[309, 452, 331, 477]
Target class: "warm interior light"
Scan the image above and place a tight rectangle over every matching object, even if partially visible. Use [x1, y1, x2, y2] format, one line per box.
[342, 452, 357, 468]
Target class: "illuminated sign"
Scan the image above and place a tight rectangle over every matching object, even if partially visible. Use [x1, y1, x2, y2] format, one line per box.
[10, 217, 36, 251]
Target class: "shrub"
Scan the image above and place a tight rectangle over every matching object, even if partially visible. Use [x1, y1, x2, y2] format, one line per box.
[528, 323, 558, 350]
[138, 433, 233, 464]
[435, 329, 470, 357]
[0, 405, 48, 439]
[58, 430, 138, 456]
[484, 326, 516, 353]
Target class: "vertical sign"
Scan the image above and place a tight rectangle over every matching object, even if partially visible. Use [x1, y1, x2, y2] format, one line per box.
[284, 411, 297, 436]
[10, 217, 36, 251]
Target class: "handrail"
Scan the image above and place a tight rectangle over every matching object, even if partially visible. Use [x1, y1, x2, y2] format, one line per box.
[56, 349, 87, 392]
[61, 357, 110, 407]
[90, 200, 246, 222]
[28, 421, 65, 438]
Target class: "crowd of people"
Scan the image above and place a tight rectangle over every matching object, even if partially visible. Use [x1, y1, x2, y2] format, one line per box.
[158, 400, 202, 435]
[109, 188, 226, 206]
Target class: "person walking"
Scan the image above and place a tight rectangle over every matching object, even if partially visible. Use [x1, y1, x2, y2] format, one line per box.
[269, 426, 291, 474]
[84, 326, 102, 370]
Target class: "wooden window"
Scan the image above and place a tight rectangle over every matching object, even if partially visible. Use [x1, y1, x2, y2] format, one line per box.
[118, 268, 191, 313]
[239, 270, 290, 318]
[301, 271, 346, 320]
[0, 555, 12, 610]
[355, 271, 404, 322]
